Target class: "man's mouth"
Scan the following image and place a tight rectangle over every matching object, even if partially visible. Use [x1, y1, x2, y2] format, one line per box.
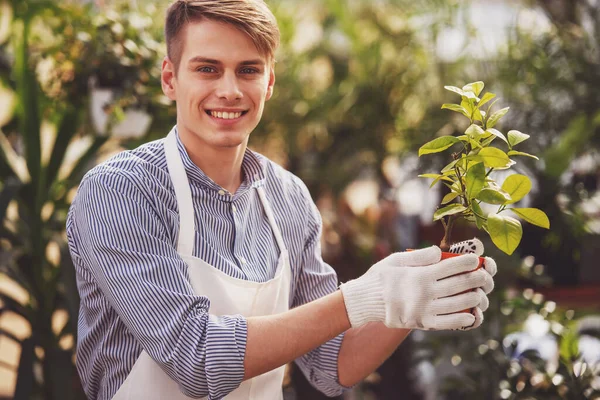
[205, 110, 248, 120]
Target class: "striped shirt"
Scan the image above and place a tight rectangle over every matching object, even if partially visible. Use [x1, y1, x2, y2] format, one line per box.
[66, 127, 346, 400]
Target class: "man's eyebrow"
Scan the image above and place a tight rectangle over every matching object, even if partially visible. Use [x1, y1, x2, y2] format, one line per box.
[187, 57, 265, 67]
[188, 57, 221, 65]
[239, 59, 265, 66]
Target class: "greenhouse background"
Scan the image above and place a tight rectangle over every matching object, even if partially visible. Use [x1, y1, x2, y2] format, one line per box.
[0, 0, 599, 398]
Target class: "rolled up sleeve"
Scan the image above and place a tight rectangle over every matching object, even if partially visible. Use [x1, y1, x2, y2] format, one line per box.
[291, 181, 349, 397]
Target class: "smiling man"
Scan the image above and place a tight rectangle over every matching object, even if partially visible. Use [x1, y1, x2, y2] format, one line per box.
[66, 1, 497, 399]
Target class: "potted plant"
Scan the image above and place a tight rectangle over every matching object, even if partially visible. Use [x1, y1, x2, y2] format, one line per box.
[418, 81, 550, 260]
[84, 2, 165, 138]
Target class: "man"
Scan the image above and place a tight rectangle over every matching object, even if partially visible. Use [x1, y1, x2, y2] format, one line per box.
[66, 1, 496, 399]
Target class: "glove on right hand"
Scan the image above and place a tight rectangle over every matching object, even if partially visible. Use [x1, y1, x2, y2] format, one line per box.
[339, 246, 489, 330]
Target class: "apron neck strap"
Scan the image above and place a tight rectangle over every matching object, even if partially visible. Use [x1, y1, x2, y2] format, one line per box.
[256, 186, 287, 254]
[164, 129, 195, 257]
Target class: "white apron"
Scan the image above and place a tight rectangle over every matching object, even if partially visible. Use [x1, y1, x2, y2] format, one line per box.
[112, 130, 291, 399]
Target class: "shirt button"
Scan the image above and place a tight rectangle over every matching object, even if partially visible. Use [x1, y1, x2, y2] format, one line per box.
[218, 190, 225, 196]
[240, 257, 247, 264]
[232, 205, 237, 212]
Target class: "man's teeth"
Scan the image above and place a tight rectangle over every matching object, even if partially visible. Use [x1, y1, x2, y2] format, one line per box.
[210, 111, 242, 119]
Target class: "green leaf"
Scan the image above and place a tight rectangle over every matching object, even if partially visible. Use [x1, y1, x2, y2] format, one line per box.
[476, 188, 512, 204]
[466, 162, 485, 199]
[418, 173, 442, 179]
[487, 107, 510, 129]
[14, 18, 41, 191]
[478, 92, 496, 108]
[494, 159, 517, 170]
[462, 91, 480, 102]
[473, 107, 483, 122]
[469, 138, 483, 149]
[418, 136, 460, 156]
[507, 130, 530, 147]
[441, 103, 469, 118]
[45, 106, 82, 191]
[481, 135, 496, 147]
[463, 81, 484, 96]
[501, 174, 532, 203]
[441, 159, 459, 173]
[487, 213, 523, 255]
[507, 150, 539, 160]
[460, 99, 473, 115]
[465, 124, 485, 138]
[433, 203, 467, 221]
[479, 147, 511, 168]
[418, 174, 454, 183]
[485, 128, 508, 144]
[472, 201, 485, 229]
[457, 135, 469, 142]
[510, 208, 550, 229]
[444, 86, 465, 96]
[441, 192, 460, 204]
[429, 175, 444, 188]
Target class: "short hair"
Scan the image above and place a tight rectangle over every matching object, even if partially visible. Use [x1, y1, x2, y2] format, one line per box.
[165, 0, 280, 73]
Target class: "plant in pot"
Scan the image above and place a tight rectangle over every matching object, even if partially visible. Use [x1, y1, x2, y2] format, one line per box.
[417, 81, 550, 266]
[84, 2, 165, 139]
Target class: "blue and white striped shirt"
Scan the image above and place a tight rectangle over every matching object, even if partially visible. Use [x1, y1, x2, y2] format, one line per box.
[66, 128, 346, 400]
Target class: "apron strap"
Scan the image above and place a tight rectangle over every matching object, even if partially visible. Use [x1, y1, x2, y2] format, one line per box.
[164, 130, 196, 257]
[257, 186, 287, 254]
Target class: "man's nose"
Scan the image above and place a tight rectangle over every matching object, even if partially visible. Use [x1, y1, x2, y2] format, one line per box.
[215, 71, 243, 101]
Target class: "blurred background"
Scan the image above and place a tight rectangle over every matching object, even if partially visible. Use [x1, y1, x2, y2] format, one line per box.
[0, 0, 599, 398]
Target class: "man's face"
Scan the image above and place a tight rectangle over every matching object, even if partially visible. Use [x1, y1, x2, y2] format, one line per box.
[162, 19, 275, 150]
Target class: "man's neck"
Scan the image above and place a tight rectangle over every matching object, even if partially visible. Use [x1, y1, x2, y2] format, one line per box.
[177, 127, 246, 195]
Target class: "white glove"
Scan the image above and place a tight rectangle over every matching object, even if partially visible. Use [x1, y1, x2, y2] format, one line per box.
[448, 238, 497, 330]
[339, 246, 490, 330]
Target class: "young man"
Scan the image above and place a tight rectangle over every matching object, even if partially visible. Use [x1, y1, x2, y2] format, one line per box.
[66, 1, 496, 399]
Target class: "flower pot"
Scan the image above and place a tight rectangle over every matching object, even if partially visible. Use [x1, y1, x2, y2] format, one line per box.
[89, 78, 152, 139]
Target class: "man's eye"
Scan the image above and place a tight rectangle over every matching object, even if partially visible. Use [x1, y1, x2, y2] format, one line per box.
[240, 68, 258, 74]
[197, 66, 215, 73]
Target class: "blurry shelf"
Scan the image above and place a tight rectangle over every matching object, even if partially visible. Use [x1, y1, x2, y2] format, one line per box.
[534, 284, 600, 311]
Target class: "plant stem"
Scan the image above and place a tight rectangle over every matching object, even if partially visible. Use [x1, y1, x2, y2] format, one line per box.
[440, 214, 456, 251]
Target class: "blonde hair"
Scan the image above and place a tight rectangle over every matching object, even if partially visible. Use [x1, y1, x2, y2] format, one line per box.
[165, 0, 280, 72]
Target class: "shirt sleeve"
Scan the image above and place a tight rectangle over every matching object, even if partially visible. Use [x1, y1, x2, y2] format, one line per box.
[291, 179, 349, 397]
[67, 170, 246, 399]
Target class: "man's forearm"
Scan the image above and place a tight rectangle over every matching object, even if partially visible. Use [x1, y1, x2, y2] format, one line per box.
[337, 323, 411, 387]
[243, 289, 410, 389]
[243, 290, 351, 380]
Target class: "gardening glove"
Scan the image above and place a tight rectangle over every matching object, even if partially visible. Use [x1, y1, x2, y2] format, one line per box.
[339, 246, 489, 330]
[449, 238, 497, 330]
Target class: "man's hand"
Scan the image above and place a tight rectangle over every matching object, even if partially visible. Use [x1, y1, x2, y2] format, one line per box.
[449, 238, 497, 330]
[339, 246, 492, 330]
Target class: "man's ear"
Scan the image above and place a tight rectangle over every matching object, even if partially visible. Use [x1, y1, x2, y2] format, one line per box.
[162, 57, 177, 101]
[265, 66, 275, 101]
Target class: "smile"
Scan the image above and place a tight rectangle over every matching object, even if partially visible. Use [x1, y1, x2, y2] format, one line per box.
[205, 110, 248, 120]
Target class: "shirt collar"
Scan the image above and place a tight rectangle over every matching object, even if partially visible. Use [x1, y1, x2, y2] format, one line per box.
[172, 126, 266, 194]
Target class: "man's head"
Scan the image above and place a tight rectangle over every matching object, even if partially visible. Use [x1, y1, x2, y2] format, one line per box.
[165, 0, 280, 74]
[161, 0, 280, 152]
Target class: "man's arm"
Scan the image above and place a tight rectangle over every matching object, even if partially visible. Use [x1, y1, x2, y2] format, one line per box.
[244, 290, 410, 388]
